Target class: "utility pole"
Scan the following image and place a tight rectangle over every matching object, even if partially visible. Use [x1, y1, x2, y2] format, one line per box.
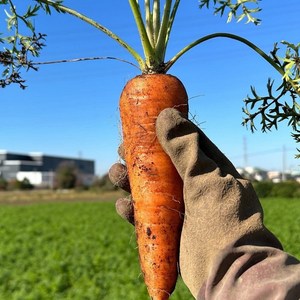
[282, 145, 287, 181]
[243, 136, 248, 168]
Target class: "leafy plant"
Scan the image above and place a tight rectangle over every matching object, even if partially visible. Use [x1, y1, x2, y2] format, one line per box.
[1, 1, 299, 152]
[199, 0, 262, 24]
[0, 198, 299, 299]
[0, 201, 193, 299]
[243, 42, 300, 152]
[0, 1, 47, 88]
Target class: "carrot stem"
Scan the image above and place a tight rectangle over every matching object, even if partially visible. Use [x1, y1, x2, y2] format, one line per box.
[153, 0, 161, 45]
[166, 32, 285, 76]
[155, 0, 172, 62]
[166, 32, 299, 94]
[38, 0, 146, 71]
[164, 0, 181, 53]
[145, 0, 155, 47]
[129, 0, 158, 68]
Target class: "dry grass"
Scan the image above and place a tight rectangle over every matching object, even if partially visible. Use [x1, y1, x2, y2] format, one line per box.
[0, 189, 125, 204]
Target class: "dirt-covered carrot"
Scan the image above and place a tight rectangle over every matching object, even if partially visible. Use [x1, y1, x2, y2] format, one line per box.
[120, 74, 188, 299]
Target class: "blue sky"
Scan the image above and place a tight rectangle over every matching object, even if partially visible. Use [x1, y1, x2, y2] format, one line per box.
[1, 1, 299, 175]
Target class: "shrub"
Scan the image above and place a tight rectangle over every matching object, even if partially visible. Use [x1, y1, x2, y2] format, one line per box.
[8, 178, 34, 190]
[20, 178, 34, 190]
[91, 174, 118, 192]
[0, 177, 8, 191]
[253, 180, 300, 198]
[252, 181, 274, 198]
[271, 181, 300, 198]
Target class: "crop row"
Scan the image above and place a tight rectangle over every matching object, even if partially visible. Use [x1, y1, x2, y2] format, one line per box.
[0, 198, 299, 299]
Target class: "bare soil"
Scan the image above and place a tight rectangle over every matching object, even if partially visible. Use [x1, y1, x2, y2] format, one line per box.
[0, 189, 125, 205]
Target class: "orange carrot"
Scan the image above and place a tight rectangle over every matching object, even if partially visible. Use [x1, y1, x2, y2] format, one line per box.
[119, 74, 188, 300]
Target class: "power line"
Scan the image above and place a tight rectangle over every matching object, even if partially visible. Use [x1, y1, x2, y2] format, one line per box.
[231, 147, 294, 160]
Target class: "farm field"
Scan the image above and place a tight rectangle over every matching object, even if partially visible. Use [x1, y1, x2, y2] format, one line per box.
[0, 192, 299, 300]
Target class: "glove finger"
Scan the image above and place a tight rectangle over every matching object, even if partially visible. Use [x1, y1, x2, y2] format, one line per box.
[118, 144, 125, 161]
[156, 108, 218, 179]
[109, 163, 131, 193]
[193, 126, 242, 179]
[156, 108, 241, 179]
[115, 197, 134, 225]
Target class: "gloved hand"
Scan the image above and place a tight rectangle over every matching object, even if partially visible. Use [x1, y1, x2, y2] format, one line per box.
[110, 108, 300, 299]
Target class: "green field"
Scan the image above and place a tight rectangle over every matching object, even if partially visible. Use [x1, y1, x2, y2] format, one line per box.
[0, 194, 299, 300]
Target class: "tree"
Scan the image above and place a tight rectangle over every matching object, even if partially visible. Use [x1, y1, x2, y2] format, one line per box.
[0, 1, 299, 152]
[54, 161, 78, 189]
[0, 177, 8, 191]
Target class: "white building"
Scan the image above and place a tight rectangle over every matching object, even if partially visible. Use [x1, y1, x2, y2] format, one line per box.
[0, 150, 95, 187]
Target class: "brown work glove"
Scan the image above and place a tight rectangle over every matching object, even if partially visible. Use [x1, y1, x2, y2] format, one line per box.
[110, 108, 300, 299]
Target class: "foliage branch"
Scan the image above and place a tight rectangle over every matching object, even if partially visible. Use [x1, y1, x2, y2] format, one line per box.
[0, 0, 299, 153]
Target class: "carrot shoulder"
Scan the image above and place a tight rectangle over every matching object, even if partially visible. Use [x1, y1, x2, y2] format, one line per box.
[119, 74, 188, 300]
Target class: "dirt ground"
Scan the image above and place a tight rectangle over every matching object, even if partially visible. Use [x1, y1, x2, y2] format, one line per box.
[0, 189, 125, 205]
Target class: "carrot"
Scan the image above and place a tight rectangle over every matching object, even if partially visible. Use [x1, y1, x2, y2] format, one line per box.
[119, 73, 188, 300]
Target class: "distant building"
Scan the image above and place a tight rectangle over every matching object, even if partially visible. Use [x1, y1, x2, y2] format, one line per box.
[267, 170, 282, 183]
[0, 150, 95, 187]
[237, 166, 300, 183]
[236, 166, 268, 181]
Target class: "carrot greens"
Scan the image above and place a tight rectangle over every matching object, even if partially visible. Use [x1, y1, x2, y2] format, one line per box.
[1, 1, 300, 154]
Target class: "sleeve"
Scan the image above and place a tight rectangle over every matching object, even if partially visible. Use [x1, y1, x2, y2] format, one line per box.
[197, 245, 300, 300]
